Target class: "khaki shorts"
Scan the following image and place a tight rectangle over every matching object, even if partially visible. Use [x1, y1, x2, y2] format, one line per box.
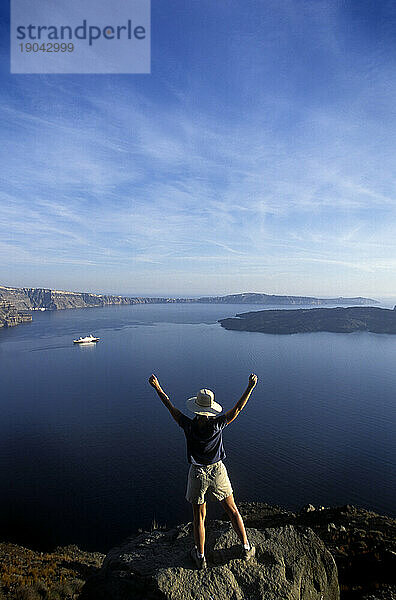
[186, 460, 233, 504]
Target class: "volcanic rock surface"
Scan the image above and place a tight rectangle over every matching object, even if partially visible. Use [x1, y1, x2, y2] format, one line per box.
[80, 519, 339, 600]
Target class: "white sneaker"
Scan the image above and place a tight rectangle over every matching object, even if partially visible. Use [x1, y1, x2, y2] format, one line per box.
[190, 547, 207, 569]
[242, 545, 256, 561]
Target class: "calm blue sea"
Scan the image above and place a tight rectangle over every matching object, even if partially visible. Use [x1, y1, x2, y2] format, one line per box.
[0, 303, 395, 552]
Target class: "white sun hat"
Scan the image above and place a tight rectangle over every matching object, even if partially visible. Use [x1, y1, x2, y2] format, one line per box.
[186, 388, 223, 416]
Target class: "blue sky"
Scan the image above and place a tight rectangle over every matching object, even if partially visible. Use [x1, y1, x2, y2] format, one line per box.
[1, 0, 396, 297]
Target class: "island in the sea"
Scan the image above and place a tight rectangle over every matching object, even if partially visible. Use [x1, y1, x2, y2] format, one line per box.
[219, 306, 396, 334]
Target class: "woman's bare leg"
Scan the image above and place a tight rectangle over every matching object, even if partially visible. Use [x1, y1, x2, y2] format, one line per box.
[192, 502, 206, 555]
[220, 494, 248, 545]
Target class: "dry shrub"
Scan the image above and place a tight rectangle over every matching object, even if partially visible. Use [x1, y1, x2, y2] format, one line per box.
[13, 587, 41, 600]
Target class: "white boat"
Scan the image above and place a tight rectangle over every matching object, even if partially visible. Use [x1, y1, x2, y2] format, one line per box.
[73, 334, 100, 344]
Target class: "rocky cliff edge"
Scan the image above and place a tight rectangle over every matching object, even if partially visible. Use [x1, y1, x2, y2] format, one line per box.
[79, 519, 339, 600]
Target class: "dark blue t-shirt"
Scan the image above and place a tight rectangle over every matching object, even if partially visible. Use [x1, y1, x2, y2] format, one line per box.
[178, 414, 228, 466]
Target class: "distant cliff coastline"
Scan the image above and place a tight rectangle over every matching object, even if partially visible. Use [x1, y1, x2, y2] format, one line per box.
[0, 285, 171, 312]
[0, 285, 379, 313]
[0, 300, 32, 328]
[219, 306, 396, 334]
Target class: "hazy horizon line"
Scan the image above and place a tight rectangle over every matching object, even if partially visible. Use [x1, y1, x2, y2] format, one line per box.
[2, 281, 394, 302]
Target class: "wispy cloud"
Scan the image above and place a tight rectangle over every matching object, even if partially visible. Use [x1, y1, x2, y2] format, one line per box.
[1, 1, 396, 295]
